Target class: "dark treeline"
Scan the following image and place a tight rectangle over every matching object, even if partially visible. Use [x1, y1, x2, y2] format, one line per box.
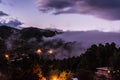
[39, 42, 119, 71]
[0, 26, 120, 80]
[0, 25, 60, 41]
[0, 42, 119, 80]
[39, 42, 120, 80]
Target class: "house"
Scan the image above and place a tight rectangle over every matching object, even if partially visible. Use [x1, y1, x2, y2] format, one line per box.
[95, 67, 112, 80]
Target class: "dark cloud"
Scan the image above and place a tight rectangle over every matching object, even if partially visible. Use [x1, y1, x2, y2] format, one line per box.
[38, 0, 120, 20]
[0, 10, 23, 28]
[38, 0, 74, 12]
[0, 19, 23, 28]
[0, 11, 9, 17]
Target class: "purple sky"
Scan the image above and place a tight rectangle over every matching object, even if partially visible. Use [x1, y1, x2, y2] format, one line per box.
[0, 0, 120, 32]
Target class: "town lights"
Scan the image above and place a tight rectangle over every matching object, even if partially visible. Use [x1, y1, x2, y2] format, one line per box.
[48, 49, 54, 54]
[107, 70, 110, 73]
[50, 75, 58, 80]
[36, 48, 42, 54]
[52, 76, 57, 80]
[53, 77, 57, 80]
[4, 53, 9, 60]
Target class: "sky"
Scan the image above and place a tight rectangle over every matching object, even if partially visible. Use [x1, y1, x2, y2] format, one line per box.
[0, 0, 120, 32]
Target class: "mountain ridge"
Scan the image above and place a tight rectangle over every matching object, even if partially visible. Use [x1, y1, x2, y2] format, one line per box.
[0, 25, 120, 59]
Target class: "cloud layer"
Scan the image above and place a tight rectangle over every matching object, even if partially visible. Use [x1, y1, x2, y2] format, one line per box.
[44, 31, 120, 59]
[0, 11, 9, 17]
[38, 0, 120, 20]
[0, 19, 23, 28]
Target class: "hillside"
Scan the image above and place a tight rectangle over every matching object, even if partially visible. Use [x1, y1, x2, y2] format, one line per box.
[0, 26, 120, 59]
[0, 26, 120, 80]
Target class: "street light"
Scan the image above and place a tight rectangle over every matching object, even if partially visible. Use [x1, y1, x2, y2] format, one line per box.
[108, 70, 111, 73]
[48, 49, 54, 54]
[53, 77, 57, 80]
[52, 76, 57, 80]
[4, 53, 9, 60]
[36, 48, 42, 54]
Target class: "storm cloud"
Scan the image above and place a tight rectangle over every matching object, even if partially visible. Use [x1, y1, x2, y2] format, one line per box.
[37, 0, 120, 20]
[0, 11, 9, 17]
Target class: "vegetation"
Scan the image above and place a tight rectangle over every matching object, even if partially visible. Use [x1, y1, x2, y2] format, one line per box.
[0, 26, 120, 80]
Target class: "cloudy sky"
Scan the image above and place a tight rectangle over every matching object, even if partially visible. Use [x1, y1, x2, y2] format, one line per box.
[0, 0, 120, 32]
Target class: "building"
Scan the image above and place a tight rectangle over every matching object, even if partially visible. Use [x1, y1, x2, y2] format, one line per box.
[95, 67, 112, 80]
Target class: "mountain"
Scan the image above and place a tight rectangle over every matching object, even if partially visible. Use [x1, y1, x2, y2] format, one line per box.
[19, 27, 57, 42]
[0, 26, 120, 59]
[0, 26, 61, 41]
[0, 26, 62, 56]
[0, 26, 19, 39]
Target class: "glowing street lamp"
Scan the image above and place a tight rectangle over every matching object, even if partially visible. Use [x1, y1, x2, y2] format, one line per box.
[53, 77, 57, 80]
[107, 70, 111, 73]
[36, 48, 42, 54]
[4, 53, 9, 60]
[48, 49, 54, 54]
[51, 76, 58, 80]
